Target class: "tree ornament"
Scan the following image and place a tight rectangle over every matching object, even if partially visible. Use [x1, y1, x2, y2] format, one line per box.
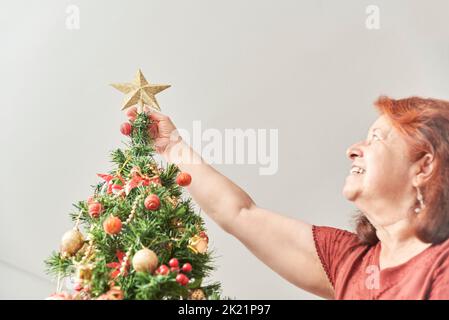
[155, 264, 170, 276]
[168, 258, 179, 268]
[111, 184, 124, 196]
[166, 195, 179, 208]
[60, 229, 84, 257]
[120, 122, 132, 136]
[182, 263, 192, 273]
[103, 216, 122, 235]
[111, 69, 170, 113]
[124, 193, 145, 225]
[176, 273, 189, 286]
[132, 248, 159, 273]
[144, 194, 160, 211]
[88, 202, 103, 218]
[188, 233, 209, 254]
[118, 249, 132, 277]
[148, 162, 161, 176]
[125, 174, 161, 195]
[97, 173, 125, 195]
[126, 106, 138, 121]
[107, 251, 130, 278]
[170, 217, 185, 232]
[130, 166, 142, 177]
[176, 172, 192, 187]
[189, 288, 206, 300]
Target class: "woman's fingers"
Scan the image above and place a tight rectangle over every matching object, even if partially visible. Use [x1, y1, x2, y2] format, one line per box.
[147, 111, 167, 122]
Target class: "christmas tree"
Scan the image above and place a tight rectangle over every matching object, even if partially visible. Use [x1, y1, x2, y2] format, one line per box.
[45, 70, 222, 300]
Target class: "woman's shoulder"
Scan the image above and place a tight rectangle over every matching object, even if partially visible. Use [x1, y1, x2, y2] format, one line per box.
[429, 236, 449, 267]
[312, 225, 369, 250]
[312, 225, 375, 267]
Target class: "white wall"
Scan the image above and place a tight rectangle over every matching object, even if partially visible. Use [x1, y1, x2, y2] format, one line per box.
[1, 0, 448, 299]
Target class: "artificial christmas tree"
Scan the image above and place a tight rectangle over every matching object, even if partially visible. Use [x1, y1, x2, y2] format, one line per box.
[45, 70, 222, 300]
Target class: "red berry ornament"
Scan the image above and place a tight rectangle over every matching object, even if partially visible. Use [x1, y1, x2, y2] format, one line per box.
[144, 194, 160, 211]
[120, 122, 132, 136]
[181, 263, 192, 273]
[176, 274, 189, 286]
[168, 258, 179, 268]
[88, 202, 103, 218]
[126, 107, 137, 121]
[103, 216, 122, 235]
[156, 264, 170, 275]
[176, 172, 192, 187]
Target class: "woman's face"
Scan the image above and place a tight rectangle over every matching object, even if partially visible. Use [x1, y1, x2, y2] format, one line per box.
[343, 115, 416, 224]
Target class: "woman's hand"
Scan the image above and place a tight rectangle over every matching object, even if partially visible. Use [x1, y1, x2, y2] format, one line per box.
[146, 111, 182, 157]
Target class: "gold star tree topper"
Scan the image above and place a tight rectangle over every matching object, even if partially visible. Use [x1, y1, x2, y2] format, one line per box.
[111, 69, 170, 113]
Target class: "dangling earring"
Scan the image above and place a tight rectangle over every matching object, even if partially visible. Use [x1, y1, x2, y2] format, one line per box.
[414, 186, 425, 213]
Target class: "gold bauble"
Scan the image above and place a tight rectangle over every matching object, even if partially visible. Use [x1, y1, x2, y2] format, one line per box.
[166, 196, 179, 208]
[189, 289, 206, 300]
[60, 229, 84, 256]
[132, 248, 159, 273]
[188, 235, 208, 254]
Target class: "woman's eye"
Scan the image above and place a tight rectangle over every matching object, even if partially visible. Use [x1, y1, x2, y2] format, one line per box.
[372, 134, 381, 141]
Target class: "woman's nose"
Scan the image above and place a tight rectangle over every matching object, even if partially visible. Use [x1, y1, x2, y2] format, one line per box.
[346, 142, 363, 160]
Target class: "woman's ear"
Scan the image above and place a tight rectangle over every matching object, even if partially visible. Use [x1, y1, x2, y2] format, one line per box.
[412, 153, 435, 187]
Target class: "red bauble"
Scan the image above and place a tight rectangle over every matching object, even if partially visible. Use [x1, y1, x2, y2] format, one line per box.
[170, 266, 179, 273]
[144, 194, 160, 211]
[126, 107, 138, 121]
[120, 122, 132, 136]
[181, 263, 192, 273]
[103, 216, 122, 235]
[156, 264, 170, 276]
[168, 258, 179, 268]
[176, 274, 189, 286]
[176, 172, 192, 187]
[88, 202, 103, 218]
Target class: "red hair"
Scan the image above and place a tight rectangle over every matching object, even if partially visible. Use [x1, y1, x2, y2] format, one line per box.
[355, 96, 449, 245]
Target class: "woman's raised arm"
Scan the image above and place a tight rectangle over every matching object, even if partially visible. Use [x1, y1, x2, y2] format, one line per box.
[149, 112, 334, 299]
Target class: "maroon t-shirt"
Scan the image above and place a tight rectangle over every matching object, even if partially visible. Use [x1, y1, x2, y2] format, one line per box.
[312, 225, 449, 299]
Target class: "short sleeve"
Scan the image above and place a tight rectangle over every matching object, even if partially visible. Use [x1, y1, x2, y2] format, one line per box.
[428, 257, 449, 299]
[312, 225, 361, 289]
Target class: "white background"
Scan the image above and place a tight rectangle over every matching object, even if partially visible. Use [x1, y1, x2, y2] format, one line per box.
[1, 0, 448, 299]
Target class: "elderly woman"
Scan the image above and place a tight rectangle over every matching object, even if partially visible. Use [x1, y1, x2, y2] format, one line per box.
[147, 96, 449, 300]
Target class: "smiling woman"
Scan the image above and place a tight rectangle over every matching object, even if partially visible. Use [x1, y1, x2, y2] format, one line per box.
[148, 96, 449, 300]
[352, 97, 449, 247]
